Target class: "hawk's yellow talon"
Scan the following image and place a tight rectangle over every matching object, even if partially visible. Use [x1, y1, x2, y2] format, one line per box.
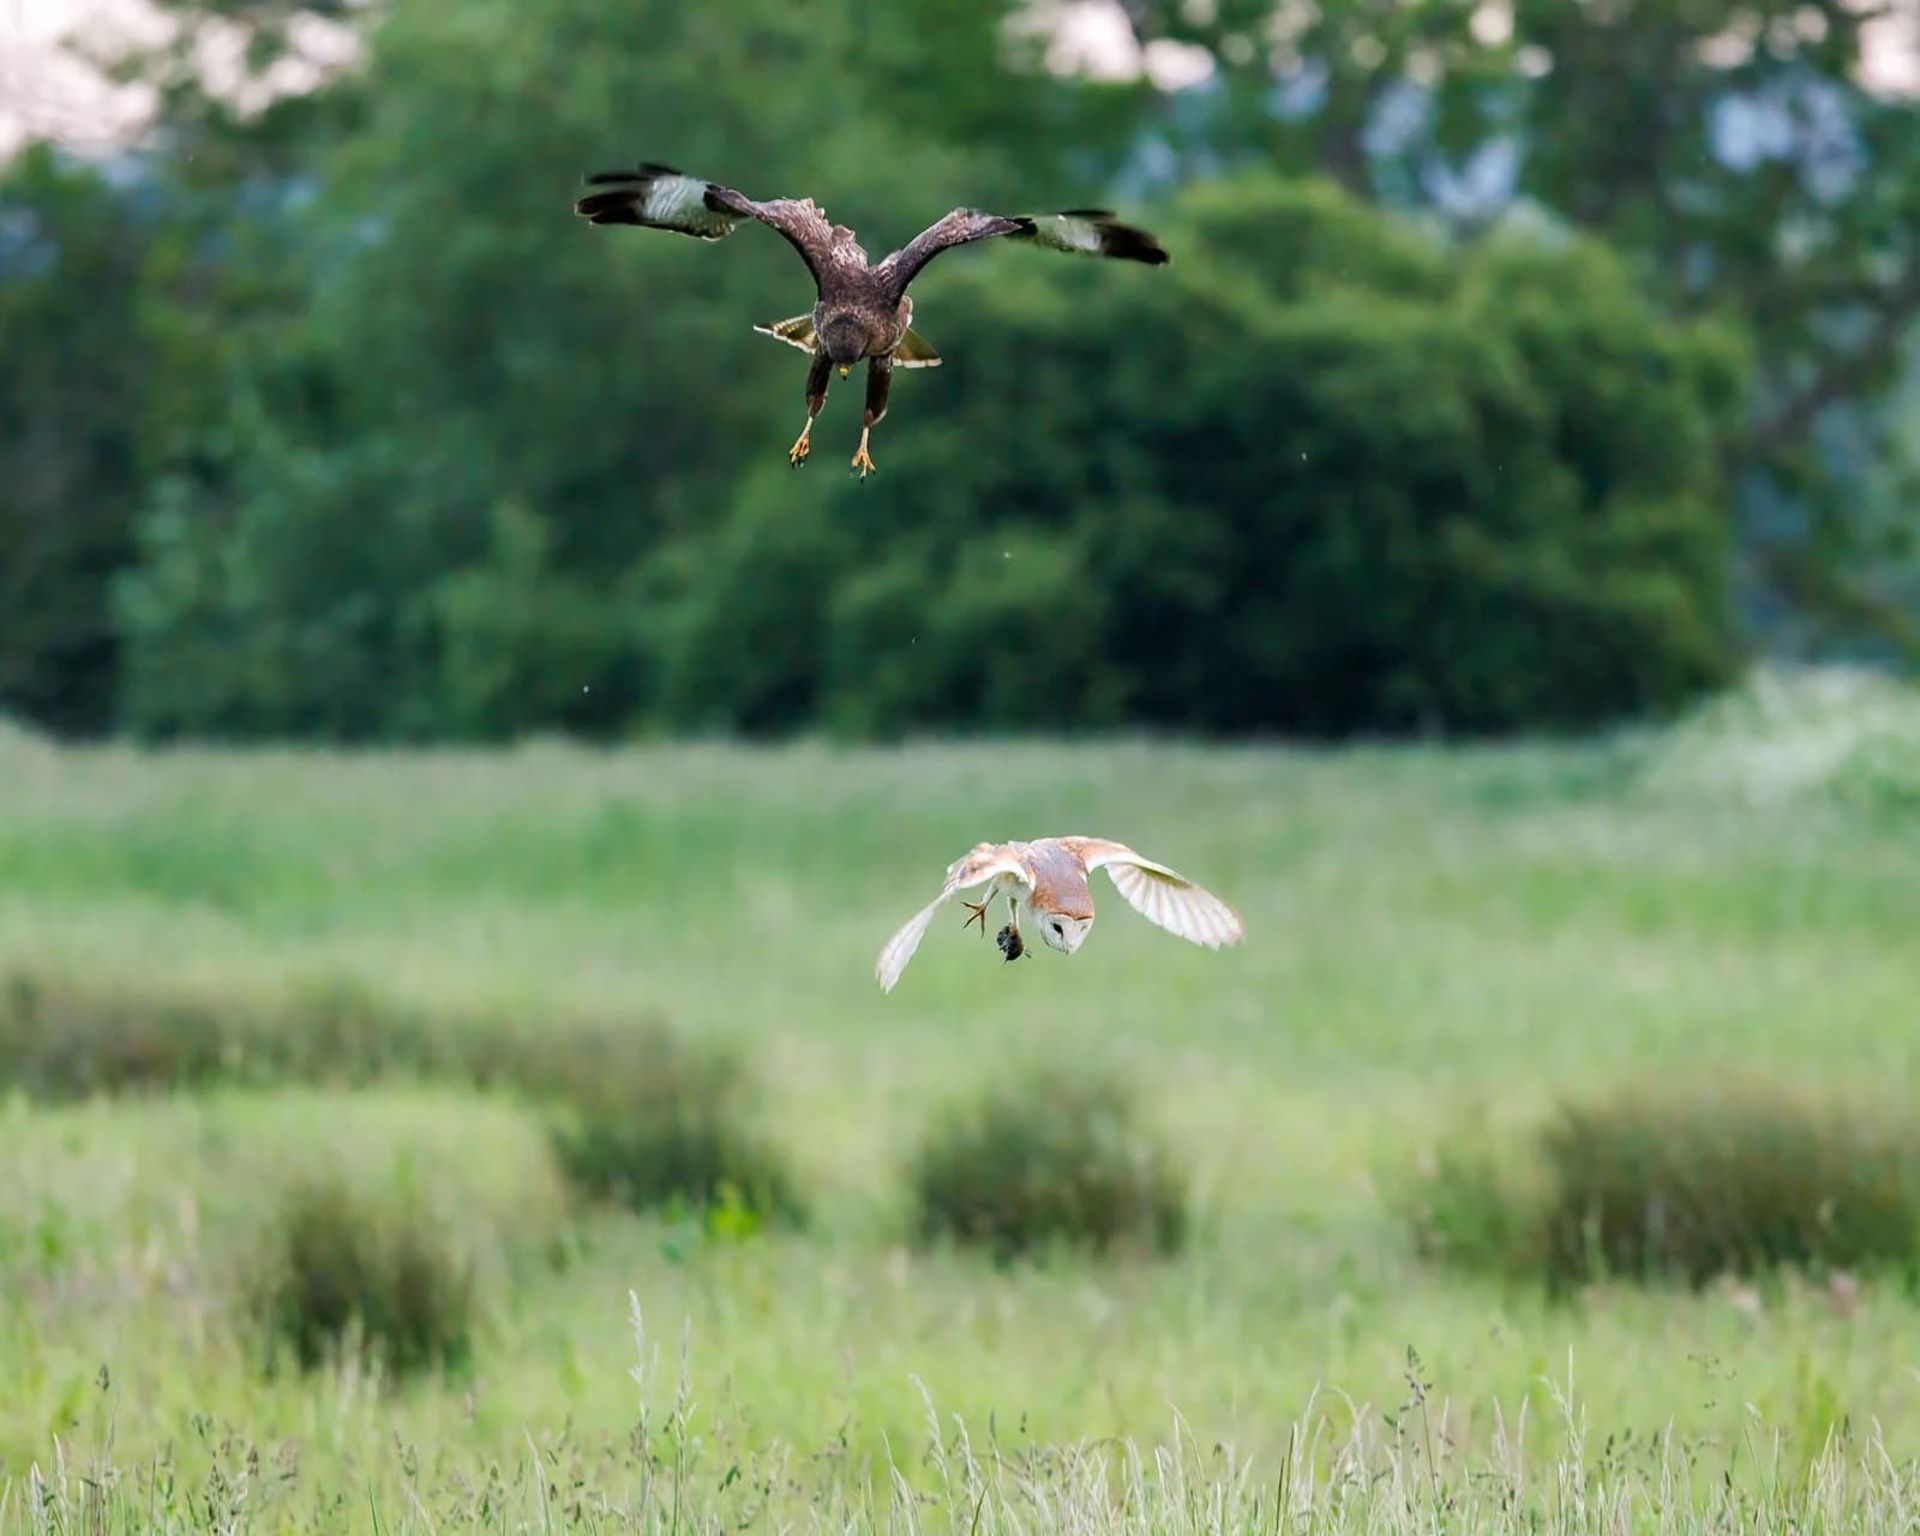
[851, 426, 877, 479]
[788, 432, 811, 467]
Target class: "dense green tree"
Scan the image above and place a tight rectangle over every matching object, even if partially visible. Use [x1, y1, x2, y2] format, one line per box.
[0, 0, 359, 737]
[1113, 0, 1920, 660]
[660, 177, 1746, 736]
[114, 0, 1129, 738]
[0, 148, 154, 733]
[6, 0, 1789, 739]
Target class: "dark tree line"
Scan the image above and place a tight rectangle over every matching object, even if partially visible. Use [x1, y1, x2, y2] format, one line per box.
[1, 0, 1913, 740]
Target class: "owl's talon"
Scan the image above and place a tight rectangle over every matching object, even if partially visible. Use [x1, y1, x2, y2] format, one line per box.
[961, 900, 989, 933]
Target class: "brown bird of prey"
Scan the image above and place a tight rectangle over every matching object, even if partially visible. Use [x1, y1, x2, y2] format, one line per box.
[574, 164, 1168, 478]
[876, 837, 1243, 993]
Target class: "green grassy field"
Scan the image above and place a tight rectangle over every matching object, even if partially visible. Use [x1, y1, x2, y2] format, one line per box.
[1, 673, 1917, 1531]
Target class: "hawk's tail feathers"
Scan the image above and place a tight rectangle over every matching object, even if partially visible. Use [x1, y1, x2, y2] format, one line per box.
[892, 326, 941, 368]
[754, 314, 818, 353]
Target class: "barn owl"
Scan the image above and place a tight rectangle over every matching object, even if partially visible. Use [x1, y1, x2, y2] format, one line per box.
[876, 837, 1243, 993]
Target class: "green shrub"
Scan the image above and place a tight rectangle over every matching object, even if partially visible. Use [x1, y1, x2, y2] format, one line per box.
[1541, 1086, 1920, 1286]
[0, 970, 463, 1099]
[0, 968, 672, 1101]
[0, 973, 234, 1097]
[1400, 1130, 1550, 1276]
[0, 972, 805, 1224]
[1405, 1081, 1920, 1288]
[254, 1179, 474, 1379]
[543, 1023, 798, 1221]
[909, 1068, 1187, 1261]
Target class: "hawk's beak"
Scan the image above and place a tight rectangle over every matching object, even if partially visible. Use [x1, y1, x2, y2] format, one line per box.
[837, 366, 850, 379]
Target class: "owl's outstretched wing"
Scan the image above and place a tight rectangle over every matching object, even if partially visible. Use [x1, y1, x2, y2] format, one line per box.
[1059, 838, 1244, 951]
[575, 163, 840, 289]
[874, 207, 1167, 299]
[876, 843, 1030, 993]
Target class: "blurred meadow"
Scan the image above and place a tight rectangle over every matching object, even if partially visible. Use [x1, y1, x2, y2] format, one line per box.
[4, 0, 1920, 1529]
[2, 677, 1920, 1529]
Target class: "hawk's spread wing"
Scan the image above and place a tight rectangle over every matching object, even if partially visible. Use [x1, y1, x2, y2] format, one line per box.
[1058, 838, 1244, 951]
[875, 207, 1168, 298]
[876, 843, 1030, 993]
[575, 163, 840, 288]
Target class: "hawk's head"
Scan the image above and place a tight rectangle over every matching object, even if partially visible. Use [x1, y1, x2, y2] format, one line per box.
[819, 312, 876, 372]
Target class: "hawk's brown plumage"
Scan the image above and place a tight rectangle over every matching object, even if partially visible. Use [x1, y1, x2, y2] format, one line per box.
[574, 163, 1168, 477]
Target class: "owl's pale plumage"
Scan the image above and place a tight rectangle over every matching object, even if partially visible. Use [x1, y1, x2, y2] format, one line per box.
[876, 837, 1244, 993]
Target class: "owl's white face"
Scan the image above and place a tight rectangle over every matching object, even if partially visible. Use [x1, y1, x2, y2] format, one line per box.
[1037, 910, 1094, 955]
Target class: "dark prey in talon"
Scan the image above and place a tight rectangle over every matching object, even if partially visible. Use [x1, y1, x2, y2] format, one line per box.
[995, 925, 1027, 963]
[574, 164, 1168, 480]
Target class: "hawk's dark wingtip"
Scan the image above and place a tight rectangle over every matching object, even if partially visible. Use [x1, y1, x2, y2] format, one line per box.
[570, 164, 741, 241]
[582, 161, 692, 193]
[575, 189, 645, 223]
[1017, 210, 1170, 264]
[1107, 223, 1170, 265]
[1081, 216, 1168, 265]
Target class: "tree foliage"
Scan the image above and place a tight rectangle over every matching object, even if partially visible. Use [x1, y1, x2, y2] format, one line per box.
[1117, 0, 1920, 658]
[0, 148, 153, 732]
[1, 0, 1855, 740]
[111, 0, 1121, 739]
[663, 178, 1743, 735]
